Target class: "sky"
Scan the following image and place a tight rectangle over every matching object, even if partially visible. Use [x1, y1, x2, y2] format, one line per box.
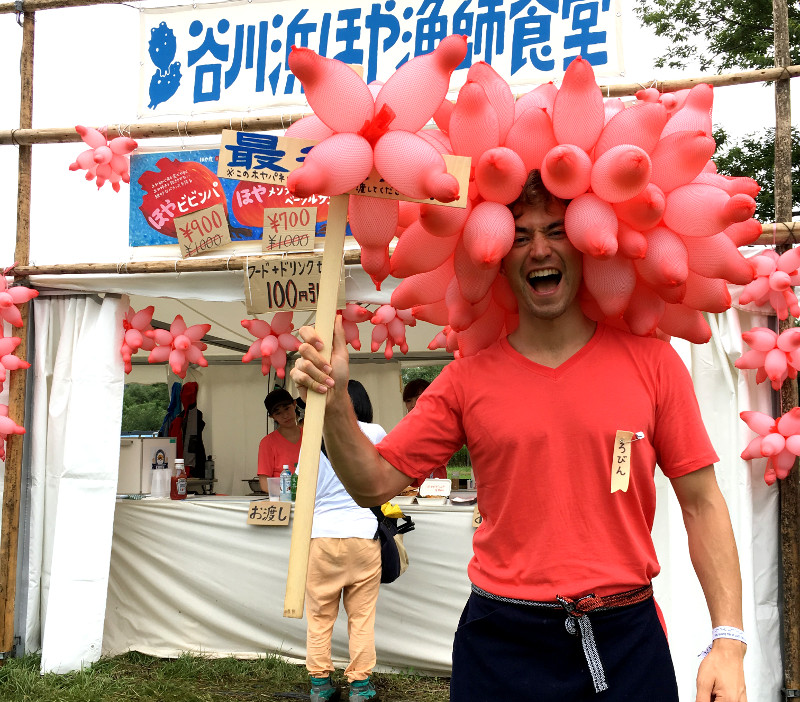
[0, 1, 796, 267]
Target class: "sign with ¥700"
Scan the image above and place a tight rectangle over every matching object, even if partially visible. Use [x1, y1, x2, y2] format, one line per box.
[247, 499, 291, 526]
[262, 207, 316, 253]
[244, 254, 345, 315]
[174, 203, 232, 258]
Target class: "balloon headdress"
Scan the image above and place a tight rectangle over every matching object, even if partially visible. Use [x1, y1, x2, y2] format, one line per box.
[286, 37, 761, 358]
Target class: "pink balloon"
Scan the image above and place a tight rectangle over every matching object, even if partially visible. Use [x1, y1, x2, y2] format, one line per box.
[634, 227, 688, 289]
[681, 271, 731, 313]
[564, 194, 619, 259]
[504, 107, 558, 172]
[419, 198, 471, 237]
[595, 102, 668, 157]
[664, 184, 756, 238]
[390, 221, 459, 277]
[467, 61, 515, 143]
[391, 257, 455, 310]
[683, 233, 755, 285]
[285, 114, 335, 140]
[454, 239, 500, 304]
[475, 147, 527, 204]
[288, 47, 374, 133]
[590, 145, 652, 203]
[650, 131, 716, 193]
[449, 81, 500, 162]
[623, 282, 666, 336]
[461, 201, 515, 269]
[540, 144, 592, 200]
[552, 57, 604, 153]
[657, 304, 711, 344]
[514, 82, 558, 119]
[288, 133, 373, 197]
[582, 254, 636, 317]
[613, 184, 666, 232]
[661, 83, 713, 138]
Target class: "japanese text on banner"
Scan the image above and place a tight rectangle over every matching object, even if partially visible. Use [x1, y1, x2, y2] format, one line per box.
[140, 0, 622, 116]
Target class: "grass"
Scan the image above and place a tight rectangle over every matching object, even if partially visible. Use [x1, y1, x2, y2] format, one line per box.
[0, 652, 451, 702]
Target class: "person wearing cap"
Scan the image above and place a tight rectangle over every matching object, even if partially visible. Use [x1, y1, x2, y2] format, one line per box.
[258, 387, 302, 492]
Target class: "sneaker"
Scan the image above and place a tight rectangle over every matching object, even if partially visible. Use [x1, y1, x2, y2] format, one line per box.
[349, 677, 378, 702]
[310, 676, 341, 702]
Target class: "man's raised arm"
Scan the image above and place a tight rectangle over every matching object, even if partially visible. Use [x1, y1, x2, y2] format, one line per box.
[291, 315, 413, 506]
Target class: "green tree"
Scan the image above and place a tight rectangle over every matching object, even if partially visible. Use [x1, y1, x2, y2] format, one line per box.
[713, 126, 800, 221]
[634, 0, 800, 71]
[121, 383, 169, 434]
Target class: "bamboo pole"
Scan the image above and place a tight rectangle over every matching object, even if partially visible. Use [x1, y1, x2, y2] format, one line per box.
[283, 194, 349, 619]
[0, 10, 35, 662]
[772, 0, 799, 695]
[1, 67, 799, 147]
[0, 0, 124, 12]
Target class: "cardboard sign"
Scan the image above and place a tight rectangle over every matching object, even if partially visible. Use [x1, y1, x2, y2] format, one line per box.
[244, 254, 345, 315]
[472, 504, 482, 529]
[218, 132, 470, 208]
[247, 499, 291, 525]
[174, 203, 232, 258]
[218, 131, 317, 185]
[262, 207, 317, 253]
[611, 430, 635, 493]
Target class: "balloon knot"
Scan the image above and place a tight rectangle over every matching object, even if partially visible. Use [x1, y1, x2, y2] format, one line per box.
[359, 103, 396, 147]
[122, 319, 132, 331]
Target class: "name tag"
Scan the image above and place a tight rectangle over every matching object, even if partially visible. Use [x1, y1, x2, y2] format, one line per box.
[611, 430, 635, 493]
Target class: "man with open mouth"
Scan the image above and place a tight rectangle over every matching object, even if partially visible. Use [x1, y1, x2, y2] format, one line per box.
[292, 169, 746, 702]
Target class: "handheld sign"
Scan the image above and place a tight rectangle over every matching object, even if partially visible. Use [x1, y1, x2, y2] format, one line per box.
[174, 204, 232, 258]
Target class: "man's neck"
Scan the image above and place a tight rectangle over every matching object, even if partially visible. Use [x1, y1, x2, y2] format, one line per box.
[507, 309, 597, 369]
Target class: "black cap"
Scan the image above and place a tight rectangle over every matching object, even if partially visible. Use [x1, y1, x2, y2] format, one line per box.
[264, 388, 294, 415]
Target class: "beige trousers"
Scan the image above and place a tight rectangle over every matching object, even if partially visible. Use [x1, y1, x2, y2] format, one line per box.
[305, 537, 382, 682]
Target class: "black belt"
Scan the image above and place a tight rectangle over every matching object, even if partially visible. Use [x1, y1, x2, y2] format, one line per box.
[471, 583, 654, 693]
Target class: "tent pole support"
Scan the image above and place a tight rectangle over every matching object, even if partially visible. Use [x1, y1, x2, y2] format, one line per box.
[0, 9, 35, 664]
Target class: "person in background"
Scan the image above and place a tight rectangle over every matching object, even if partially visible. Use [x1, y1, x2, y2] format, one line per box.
[304, 380, 385, 702]
[257, 387, 302, 492]
[402, 378, 447, 480]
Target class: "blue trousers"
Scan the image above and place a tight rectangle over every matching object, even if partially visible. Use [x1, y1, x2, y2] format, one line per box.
[451, 592, 679, 701]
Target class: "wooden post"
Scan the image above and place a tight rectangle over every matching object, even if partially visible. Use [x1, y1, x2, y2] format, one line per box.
[773, 0, 799, 694]
[283, 194, 348, 618]
[0, 10, 35, 661]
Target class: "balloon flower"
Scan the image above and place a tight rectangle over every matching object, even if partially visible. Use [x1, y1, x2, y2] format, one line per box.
[241, 311, 301, 379]
[738, 248, 800, 320]
[286, 37, 761, 356]
[0, 334, 30, 390]
[0, 275, 38, 328]
[740, 408, 800, 485]
[735, 326, 800, 391]
[340, 303, 373, 350]
[0, 404, 25, 462]
[68, 125, 138, 192]
[369, 305, 415, 359]
[146, 315, 211, 379]
[121, 306, 156, 374]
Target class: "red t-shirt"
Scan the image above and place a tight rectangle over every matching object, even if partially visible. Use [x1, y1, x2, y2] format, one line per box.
[257, 429, 302, 477]
[376, 324, 718, 601]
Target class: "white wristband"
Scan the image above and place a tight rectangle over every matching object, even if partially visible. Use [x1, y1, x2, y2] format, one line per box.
[698, 626, 747, 658]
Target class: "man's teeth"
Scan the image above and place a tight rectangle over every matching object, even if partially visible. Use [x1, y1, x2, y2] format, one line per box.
[529, 269, 559, 278]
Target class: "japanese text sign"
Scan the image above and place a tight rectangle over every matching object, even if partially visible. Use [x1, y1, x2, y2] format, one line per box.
[244, 254, 346, 314]
[248, 499, 291, 525]
[175, 203, 233, 258]
[139, 0, 623, 117]
[263, 207, 317, 253]
[610, 430, 634, 493]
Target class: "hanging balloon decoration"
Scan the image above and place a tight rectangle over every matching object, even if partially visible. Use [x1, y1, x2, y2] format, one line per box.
[146, 315, 211, 379]
[0, 334, 30, 390]
[340, 303, 373, 350]
[738, 248, 800, 320]
[241, 311, 301, 378]
[120, 306, 156, 374]
[68, 126, 138, 192]
[741, 408, 800, 485]
[0, 405, 25, 462]
[735, 327, 800, 391]
[0, 274, 38, 328]
[369, 305, 416, 359]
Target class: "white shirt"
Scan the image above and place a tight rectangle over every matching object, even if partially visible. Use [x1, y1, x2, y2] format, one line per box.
[300, 421, 388, 539]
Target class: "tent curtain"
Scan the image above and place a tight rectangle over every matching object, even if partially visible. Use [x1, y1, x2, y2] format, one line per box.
[652, 308, 781, 700]
[25, 294, 126, 673]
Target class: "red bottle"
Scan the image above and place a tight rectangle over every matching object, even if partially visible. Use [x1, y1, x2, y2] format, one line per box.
[170, 459, 187, 500]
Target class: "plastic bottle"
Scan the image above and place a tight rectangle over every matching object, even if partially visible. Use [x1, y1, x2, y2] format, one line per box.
[290, 466, 298, 501]
[171, 459, 187, 500]
[279, 465, 292, 501]
[206, 455, 215, 481]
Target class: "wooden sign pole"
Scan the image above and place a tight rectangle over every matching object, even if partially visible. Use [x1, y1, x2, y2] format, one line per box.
[283, 193, 348, 618]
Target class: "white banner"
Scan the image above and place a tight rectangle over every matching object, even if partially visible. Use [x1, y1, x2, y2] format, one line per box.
[139, 0, 623, 117]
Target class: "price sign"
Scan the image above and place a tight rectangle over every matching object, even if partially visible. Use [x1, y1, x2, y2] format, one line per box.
[174, 203, 232, 258]
[262, 207, 317, 253]
[244, 254, 345, 315]
[247, 499, 291, 526]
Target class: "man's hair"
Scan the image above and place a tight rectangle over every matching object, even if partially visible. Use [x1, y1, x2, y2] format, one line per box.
[508, 170, 569, 218]
[403, 378, 430, 403]
[264, 387, 294, 416]
[348, 380, 373, 423]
